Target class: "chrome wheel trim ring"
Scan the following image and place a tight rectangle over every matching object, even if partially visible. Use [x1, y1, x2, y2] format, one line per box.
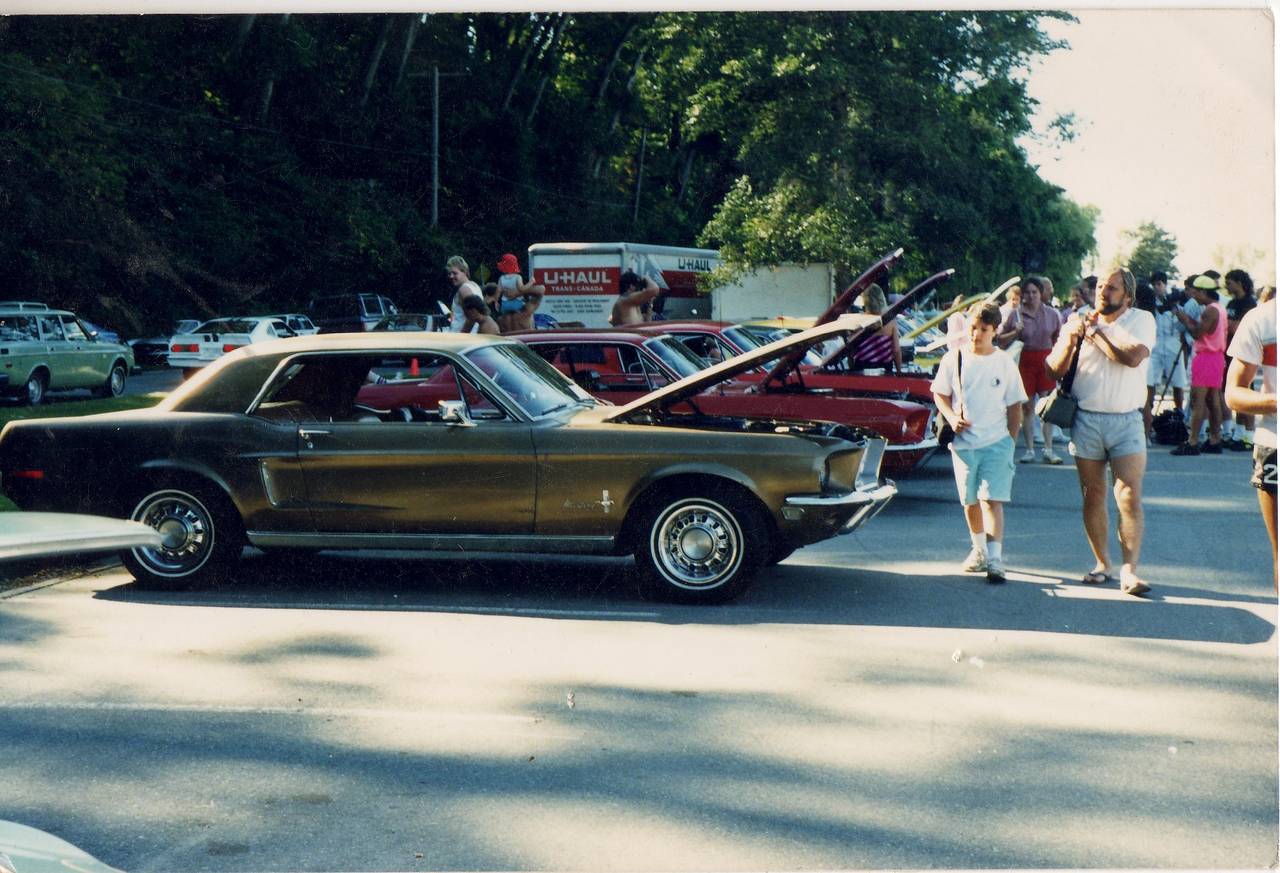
[27, 375, 43, 405]
[651, 498, 744, 590]
[109, 366, 125, 395]
[130, 489, 216, 577]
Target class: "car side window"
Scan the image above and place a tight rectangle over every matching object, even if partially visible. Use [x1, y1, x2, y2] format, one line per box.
[0, 316, 37, 342]
[38, 315, 65, 341]
[356, 354, 506, 423]
[61, 317, 88, 341]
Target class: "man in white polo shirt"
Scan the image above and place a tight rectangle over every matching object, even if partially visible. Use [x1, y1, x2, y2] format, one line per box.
[1046, 268, 1157, 596]
[1225, 296, 1277, 586]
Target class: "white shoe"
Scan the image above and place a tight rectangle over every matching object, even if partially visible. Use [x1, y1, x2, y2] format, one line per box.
[1019, 449, 1037, 464]
[962, 548, 988, 573]
[1043, 451, 1063, 465]
[985, 556, 1007, 583]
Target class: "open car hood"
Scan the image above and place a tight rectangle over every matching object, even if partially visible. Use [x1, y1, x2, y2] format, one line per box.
[600, 314, 880, 422]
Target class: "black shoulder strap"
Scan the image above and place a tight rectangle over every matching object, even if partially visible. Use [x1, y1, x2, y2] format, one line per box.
[1060, 323, 1088, 394]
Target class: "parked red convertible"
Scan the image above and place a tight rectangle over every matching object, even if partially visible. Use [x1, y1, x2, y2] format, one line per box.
[509, 326, 937, 476]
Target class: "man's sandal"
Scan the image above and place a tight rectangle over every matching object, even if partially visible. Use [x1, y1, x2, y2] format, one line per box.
[1081, 570, 1114, 585]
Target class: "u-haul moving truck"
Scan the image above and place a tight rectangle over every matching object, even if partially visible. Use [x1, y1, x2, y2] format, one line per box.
[529, 242, 720, 327]
[528, 241, 833, 327]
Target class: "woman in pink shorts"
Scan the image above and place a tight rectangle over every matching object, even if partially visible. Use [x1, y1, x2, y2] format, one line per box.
[1174, 275, 1228, 454]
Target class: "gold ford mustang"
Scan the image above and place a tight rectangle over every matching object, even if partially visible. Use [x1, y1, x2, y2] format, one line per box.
[0, 320, 894, 603]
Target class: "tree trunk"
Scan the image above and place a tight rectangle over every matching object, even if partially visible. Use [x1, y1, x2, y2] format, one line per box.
[607, 45, 646, 135]
[590, 19, 640, 108]
[233, 14, 256, 55]
[360, 16, 394, 108]
[255, 14, 289, 125]
[256, 78, 274, 124]
[393, 14, 421, 92]
[677, 150, 695, 203]
[501, 13, 548, 113]
[524, 15, 569, 124]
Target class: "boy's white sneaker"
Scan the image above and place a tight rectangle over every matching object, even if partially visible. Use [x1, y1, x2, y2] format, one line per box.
[961, 548, 988, 573]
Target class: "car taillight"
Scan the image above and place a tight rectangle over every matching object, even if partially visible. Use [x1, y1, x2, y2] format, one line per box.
[222, 343, 244, 353]
[171, 343, 198, 353]
[8, 469, 44, 479]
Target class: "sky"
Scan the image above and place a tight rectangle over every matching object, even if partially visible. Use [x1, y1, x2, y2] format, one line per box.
[1020, 7, 1276, 284]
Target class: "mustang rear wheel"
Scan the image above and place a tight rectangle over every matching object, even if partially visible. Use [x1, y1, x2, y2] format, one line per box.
[635, 493, 767, 604]
[121, 486, 244, 589]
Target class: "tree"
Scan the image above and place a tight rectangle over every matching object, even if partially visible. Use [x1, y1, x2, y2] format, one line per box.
[1122, 221, 1179, 280]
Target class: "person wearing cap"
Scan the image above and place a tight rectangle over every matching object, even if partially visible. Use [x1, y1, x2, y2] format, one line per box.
[1046, 268, 1156, 596]
[493, 253, 545, 333]
[445, 255, 483, 332]
[1172, 274, 1228, 455]
[1225, 296, 1277, 586]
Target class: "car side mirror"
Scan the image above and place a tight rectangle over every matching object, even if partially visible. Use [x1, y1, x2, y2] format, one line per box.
[438, 400, 475, 427]
[88, 330, 99, 341]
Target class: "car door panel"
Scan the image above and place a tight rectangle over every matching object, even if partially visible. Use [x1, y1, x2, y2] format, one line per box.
[296, 420, 536, 534]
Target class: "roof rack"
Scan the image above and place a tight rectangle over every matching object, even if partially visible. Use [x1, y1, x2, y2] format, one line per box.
[0, 301, 51, 311]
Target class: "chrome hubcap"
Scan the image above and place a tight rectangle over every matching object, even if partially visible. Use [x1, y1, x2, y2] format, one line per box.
[131, 491, 214, 576]
[110, 368, 124, 394]
[27, 377, 42, 404]
[653, 500, 742, 589]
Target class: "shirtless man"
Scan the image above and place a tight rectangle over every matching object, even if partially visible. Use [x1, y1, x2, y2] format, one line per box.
[609, 271, 662, 326]
[460, 296, 501, 335]
[445, 256, 482, 332]
[497, 288, 543, 333]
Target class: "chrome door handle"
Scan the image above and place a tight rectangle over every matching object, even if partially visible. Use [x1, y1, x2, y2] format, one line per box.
[299, 428, 331, 448]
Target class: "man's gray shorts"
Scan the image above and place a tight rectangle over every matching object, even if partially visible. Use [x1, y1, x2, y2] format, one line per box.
[1069, 409, 1147, 461]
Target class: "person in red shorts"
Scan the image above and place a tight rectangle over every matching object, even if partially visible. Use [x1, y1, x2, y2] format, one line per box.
[999, 276, 1064, 463]
[1172, 274, 1228, 454]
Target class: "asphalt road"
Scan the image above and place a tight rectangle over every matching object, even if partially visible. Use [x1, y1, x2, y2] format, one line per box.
[0, 444, 1275, 871]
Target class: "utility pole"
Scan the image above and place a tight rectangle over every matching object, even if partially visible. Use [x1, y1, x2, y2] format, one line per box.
[432, 64, 439, 227]
[411, 65, 468, 228]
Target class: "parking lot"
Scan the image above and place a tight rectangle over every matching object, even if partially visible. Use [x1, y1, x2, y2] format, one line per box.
[1, 443, 1273, 870]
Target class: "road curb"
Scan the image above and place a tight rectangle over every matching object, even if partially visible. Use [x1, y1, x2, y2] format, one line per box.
[0, 555, 120, 599]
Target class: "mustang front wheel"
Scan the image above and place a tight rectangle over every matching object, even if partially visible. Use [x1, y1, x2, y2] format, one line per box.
[635, 494, 766, 603]
[122, 486, 244, 589]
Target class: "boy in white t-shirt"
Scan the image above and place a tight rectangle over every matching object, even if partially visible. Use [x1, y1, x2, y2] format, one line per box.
[930, 303, 1028, 582]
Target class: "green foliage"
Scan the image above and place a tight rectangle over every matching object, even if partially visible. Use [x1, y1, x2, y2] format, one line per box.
[1123, 221, 1179, 280]
[0, 12, 1094, 330]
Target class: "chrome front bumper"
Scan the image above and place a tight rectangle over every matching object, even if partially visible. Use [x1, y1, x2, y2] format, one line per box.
[782, 481, 898, 536]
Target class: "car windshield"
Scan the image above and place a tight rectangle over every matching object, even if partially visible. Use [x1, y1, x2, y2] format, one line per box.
[641, 336, 704, 377]
[464, 343, 593, 417]
[194, 319, 257, 335]
[723, 326, 765, 351]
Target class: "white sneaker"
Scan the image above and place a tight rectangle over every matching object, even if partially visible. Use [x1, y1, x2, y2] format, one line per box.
[962, 548, 988, 573]
[1019, 449, 1037, 463]
[1043, 450, 1063, 465]
[985, 555, 1007, 583]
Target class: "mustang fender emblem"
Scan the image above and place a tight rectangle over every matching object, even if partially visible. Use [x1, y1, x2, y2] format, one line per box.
[563, 490, 615, 513]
